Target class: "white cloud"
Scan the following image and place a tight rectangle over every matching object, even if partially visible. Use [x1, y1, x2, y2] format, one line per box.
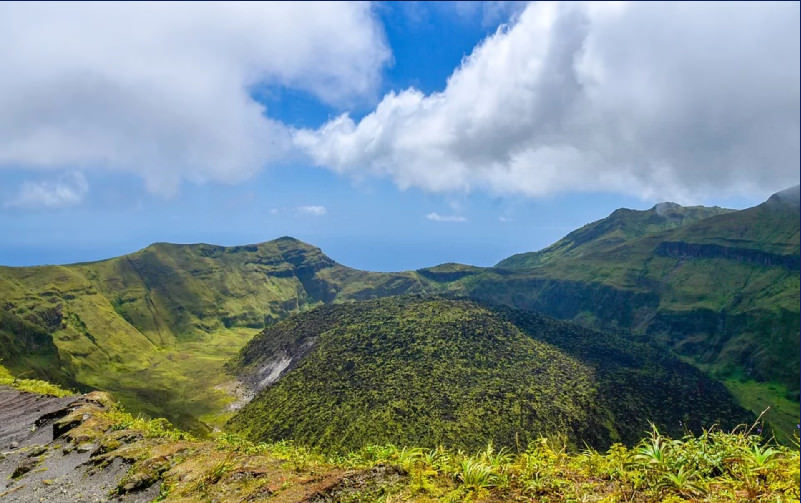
[0, 2, 389, 196]
[5, 172, 88, 209]
[296, 205, 327, 216]
[296, 2, 800, 202]
[498, 216, 512, 223]
[426, 212, 467, 222]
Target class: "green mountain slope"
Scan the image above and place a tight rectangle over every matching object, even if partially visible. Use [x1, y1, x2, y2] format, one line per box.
[478, 188, 800, 385]
[0, 237, 426, 432]
[447, 187, 799, 438]
[498, 203, 734, 270]
[228, 297, 749, 453]
[1, 187, 796, 440]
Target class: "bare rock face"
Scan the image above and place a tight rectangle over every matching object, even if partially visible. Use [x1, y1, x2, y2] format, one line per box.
[0, 387, 75, 451]
[0, 388, 159, 503]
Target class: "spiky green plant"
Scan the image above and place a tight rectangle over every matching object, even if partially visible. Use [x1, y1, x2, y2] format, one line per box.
[458, 457, 497, 490]
[658, 465, 707, 497]
[634, 425, 670, 470]
[745, 443, 779, 470]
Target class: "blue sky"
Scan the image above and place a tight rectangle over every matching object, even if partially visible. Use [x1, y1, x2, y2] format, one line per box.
[0, 2, 798, 271]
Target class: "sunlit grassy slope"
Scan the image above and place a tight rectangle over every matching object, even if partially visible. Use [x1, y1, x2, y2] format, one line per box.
[0, 238, 429, 432]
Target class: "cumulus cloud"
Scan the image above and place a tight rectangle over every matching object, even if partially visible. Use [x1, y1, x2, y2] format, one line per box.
[5, 172, 88, 209]
[296, 2, 800, 202]
[296, 205, 327, 216]
[426, 212, 467, 222]
[0, 2, 388, 196]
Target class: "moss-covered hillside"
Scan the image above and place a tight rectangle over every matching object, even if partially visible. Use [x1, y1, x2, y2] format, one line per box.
[228, 297, 750, 453]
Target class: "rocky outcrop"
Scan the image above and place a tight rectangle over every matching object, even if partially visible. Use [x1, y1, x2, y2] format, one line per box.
[0, 388, 407, 502]
[655, 241, 800, 270]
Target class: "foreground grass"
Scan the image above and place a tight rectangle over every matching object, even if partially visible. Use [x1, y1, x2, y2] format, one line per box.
[216, 430, 800, 502]
[4, 365, 798, 501]
[69, 397, 801, 502]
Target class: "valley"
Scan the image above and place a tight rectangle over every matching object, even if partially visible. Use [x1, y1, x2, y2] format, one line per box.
[2, 3, 797, 500]
[0, 187, 798, 444]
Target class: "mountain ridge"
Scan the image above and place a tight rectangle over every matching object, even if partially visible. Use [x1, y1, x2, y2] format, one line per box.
[1, 186, 797, 438]
[497, 201, 735, 270]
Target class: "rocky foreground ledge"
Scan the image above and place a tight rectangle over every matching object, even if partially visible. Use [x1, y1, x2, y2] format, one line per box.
[0, 389, 158, 502]
[0, 388, 405, 503]
[0, 385, 798, 502]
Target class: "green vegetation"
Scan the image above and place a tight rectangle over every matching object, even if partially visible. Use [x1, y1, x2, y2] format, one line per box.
[497, 202, 734, 270]
[724, 378, 801, 445]
[486, 193, 799, 390]
[0, 362, 73, 397]
[103, 423, 801, 502]
[229, 297, 750, 453]
[487, 193, 799, 390]
[27, 386, 801, 502]
[0, 307, 76, 388]
[455, 190, 800, 439]
[0, 188, 797, 443]
[0, 238, 428, 431]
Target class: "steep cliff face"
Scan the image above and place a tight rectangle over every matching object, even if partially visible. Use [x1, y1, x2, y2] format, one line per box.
[645, 307, 800, 385]
[459, 269, 799, 390]
[654, 241, 799, 269]
[0, 310, 76, 388]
